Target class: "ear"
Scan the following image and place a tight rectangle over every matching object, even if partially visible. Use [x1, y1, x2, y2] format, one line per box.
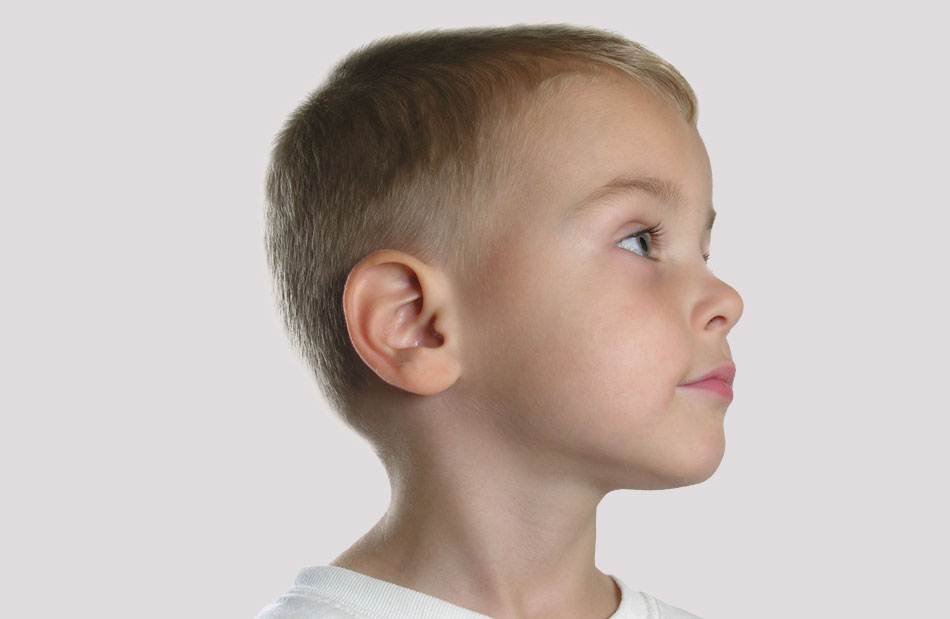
[342, 250, 461, 395]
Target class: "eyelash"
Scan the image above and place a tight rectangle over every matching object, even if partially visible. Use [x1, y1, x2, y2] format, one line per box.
[618, 223, 711, 264]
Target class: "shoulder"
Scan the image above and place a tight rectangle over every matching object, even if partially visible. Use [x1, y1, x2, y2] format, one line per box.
[610, 575, 704, 619]
[640, 592, 704, 619]
[253, 565, 492, 619]
[254, 586, 368, 619]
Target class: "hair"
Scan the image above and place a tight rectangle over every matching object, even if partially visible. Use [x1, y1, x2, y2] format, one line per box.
[264, 24, 697, 443]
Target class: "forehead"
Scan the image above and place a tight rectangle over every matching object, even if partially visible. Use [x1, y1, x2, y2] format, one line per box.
[503, 73, 713, 227]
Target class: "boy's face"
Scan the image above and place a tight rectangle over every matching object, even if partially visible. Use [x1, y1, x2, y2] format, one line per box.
[456, 74, 744, 490]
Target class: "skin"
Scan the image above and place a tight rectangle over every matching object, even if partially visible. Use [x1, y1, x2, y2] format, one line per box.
[336, 73, 744, 619]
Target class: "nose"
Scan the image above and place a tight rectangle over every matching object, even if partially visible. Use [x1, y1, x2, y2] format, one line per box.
[694, 273, 744, 336]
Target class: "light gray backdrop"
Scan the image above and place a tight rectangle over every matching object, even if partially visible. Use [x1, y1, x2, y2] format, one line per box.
[3, 1, 947, 618]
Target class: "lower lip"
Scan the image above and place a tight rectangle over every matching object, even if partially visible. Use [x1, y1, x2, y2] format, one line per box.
[680, 378, 733, 401]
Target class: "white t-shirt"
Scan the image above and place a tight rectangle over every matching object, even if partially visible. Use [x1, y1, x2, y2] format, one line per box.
[255, 565, 702, 618]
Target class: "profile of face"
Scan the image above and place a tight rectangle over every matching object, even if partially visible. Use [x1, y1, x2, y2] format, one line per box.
[456, 74, 744, 491]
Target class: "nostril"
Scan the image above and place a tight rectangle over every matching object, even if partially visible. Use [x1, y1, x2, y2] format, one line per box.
[706, 315, 727, 330]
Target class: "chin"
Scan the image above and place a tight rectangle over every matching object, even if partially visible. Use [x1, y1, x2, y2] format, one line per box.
[673, 433, 727, 487]
[636, 434, 727, 490]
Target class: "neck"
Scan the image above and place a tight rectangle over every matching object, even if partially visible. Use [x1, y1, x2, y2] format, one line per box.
[331, 414, 620, 619]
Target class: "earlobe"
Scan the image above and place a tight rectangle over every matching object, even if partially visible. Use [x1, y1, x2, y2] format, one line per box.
[342, 250, 460, 395]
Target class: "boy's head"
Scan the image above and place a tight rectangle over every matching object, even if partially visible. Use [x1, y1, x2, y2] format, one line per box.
[266, 24, 742, 489]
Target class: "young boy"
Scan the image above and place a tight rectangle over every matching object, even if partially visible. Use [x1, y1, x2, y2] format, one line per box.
[258, 24, 742, 619]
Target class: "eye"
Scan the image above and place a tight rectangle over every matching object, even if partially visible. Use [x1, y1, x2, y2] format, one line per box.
[617, 223, 664, 260]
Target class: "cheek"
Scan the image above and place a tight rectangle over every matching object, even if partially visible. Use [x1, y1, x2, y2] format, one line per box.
[458, 248, 581, 404]
[532, 288, 687, 426]
[526, 258, 684, 385]
[596, 277, 688, 373]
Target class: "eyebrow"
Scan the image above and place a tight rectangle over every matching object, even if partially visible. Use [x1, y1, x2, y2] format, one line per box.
[568, 175, 717, 232]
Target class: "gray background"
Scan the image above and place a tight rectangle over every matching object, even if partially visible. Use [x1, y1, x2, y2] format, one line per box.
[3, 1, 947, 617]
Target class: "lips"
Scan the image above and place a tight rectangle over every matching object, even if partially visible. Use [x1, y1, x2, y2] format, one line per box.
[679, 362, 735, 400]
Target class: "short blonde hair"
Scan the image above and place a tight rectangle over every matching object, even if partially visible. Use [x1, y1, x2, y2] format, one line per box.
[264, 24, 697, 440]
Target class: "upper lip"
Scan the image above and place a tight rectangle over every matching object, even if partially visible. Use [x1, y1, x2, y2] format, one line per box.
[681, 362, 736, 386]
